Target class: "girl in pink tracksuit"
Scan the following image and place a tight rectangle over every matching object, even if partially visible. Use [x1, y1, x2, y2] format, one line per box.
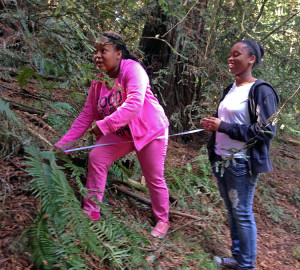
[55, 32, 170, 238]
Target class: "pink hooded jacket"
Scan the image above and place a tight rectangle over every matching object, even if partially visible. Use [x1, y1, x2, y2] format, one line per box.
[55, 59, 169, 151]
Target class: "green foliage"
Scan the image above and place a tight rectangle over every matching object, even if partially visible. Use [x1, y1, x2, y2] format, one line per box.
[166, 152, 223, 219]
[24, 146, 147, 269]
[141, 0, 300, 133]
[0, 98, 33, 157]
[1, 0, 145, 95]
[277, 112, 300, 141]
[1, 0, 299, 267]
[258, 178, 299, 233]
[17, 66, 44, 88]
[46, 101, 77, 133]
[182, 246, 217, 269]
[293, 245, 300, 262]
[289, 188, 300, 206]
[0, 98, 22, 127]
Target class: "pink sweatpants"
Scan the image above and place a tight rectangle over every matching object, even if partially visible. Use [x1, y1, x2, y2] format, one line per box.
[83, 130, 169, 222]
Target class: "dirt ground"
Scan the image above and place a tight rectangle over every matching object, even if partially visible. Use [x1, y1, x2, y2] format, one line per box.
[0, 79, 299, 269]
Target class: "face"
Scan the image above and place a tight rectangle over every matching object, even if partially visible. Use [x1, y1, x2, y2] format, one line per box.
[228, 42, 255, 76]
[94, 37, 122, 77]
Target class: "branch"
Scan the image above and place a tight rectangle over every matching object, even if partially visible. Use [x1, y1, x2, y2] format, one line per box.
[241, 6, 256, 40]
[1, 97, 45, 115]
[161, 0, 199, 38]
[252, 0, 268, 29]
[24, 125, 53, 147]
[113, 185, 205, 220]
[261, 11, 300, 42]
[24, 111, 55, 132]
[204, 0, 224, 59]
[140, 36, 188, 60]
[113, 179, 178, 202]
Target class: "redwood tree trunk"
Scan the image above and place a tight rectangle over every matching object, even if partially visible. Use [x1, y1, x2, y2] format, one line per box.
[140, 0, 208, 137]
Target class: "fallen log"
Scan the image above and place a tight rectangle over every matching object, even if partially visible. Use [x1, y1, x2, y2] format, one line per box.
[113, 178, 178, 202]
[113, 184, 204, 220]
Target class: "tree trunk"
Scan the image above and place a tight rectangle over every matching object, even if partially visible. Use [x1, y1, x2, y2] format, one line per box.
[140, 1, 208, 138]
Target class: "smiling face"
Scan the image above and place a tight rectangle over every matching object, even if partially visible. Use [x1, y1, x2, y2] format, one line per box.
[228, 42, 255, 76]
[93, 37, 122, 78]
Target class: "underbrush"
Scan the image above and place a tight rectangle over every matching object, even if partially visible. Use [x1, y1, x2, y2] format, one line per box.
[24, 147, 149, 269]
[257, 126, 300, 234]
[257, 176, 299, 234]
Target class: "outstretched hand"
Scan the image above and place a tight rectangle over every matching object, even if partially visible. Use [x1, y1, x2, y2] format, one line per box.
[202, 117, 221, 131]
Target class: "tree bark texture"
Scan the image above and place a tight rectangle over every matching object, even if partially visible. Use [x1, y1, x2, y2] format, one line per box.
[139, 1, 208, 136]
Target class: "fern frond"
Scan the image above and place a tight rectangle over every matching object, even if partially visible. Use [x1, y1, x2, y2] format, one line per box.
[24, 146, 147, 268]
[25, 212, 57, 269]
[0, 98, 22, 126]
[17, 66, 44, 88]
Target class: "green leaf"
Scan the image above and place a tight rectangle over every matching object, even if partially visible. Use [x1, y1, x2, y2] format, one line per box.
[17, 66, 38, 88]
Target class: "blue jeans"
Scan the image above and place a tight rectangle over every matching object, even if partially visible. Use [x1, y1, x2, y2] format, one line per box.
[212, 155, 259, 270]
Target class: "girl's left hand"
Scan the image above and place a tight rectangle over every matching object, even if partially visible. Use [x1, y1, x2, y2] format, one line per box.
[90, 123, 103, 136]
[202, 117, 221, 131]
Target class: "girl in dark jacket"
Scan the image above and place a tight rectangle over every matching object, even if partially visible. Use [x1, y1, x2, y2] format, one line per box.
[202, 39, 279, 269]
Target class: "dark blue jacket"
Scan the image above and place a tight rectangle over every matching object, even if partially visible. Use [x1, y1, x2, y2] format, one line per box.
[207, 79, 279, 174]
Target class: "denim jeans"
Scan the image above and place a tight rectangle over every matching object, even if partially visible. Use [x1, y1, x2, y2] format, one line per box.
[212, 155, 259, 270]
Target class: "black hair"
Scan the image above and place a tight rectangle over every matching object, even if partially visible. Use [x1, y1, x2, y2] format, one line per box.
[240, 39, 264, 68]
[100, 32, 140, 62]
[99, 31, 149, 77]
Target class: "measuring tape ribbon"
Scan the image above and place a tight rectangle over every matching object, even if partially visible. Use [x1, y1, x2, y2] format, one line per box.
[64, 128, 205, 153]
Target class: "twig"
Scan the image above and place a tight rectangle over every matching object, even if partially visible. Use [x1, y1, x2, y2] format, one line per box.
[204, 0, 224, 59]
[169, 209, 208, 220]
[261, 11, 300, 42]
[146, 242, 168, 264]
[24, 125, 53, 147]
[113, 185, 151, 205]
[140, 36, 188, 60]
[241, 6, 256, 40]
[24, 111, 55, 131]
[161, 0, 199, 38]
[275, 85, 300, 117]
[6, 157, 27, 173]
[251, 0, 268, 29]
[1, 97, 45, 115]
[170, 216, 210, 234]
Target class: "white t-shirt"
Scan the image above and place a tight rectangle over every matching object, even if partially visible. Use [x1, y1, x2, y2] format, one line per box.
[215, 82, 255, 157]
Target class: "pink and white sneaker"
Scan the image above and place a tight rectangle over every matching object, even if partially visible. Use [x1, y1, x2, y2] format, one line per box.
[83, 210, 100, 221]
[151, 221, 170, 239]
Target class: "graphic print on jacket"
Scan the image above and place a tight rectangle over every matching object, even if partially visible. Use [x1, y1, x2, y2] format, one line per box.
[97, 85, 132, 137]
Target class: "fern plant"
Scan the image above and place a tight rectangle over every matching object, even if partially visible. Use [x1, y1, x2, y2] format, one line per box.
[0, 98, 34, 157]
[24, 146, 148, 269]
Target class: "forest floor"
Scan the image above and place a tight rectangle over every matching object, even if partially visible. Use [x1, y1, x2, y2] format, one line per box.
[0, 78, 299, 269]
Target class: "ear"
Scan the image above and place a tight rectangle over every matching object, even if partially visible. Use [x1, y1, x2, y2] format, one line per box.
[117, 50, 122, 59]
[249, 55, 256, 65]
